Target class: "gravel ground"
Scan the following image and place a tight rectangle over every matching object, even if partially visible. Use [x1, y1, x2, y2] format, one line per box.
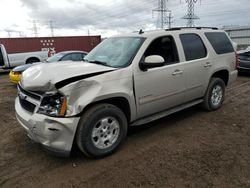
[0, 71, 250, 188]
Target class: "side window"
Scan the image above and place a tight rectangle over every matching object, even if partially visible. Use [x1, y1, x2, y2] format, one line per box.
[144, 36, 179, 64]
[205, 32, 234, 54]
[0, 48, 3, 64]
[61, 54, 73, 61]
[180, 33, 207, 61]
[71, 53, 83, 61]
[81, 53, 87, 59]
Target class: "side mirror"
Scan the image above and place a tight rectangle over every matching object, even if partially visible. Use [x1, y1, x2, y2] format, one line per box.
[139, 55, 165, 71]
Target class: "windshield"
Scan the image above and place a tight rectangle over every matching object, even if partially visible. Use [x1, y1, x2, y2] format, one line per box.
[46, 53, 65, 63]
[84, 37, 144, 68]
[245, 46, 250, 52]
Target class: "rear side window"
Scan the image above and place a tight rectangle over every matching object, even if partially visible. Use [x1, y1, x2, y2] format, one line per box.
[180, 34, 207, 61]
[205, 32, 234, 54]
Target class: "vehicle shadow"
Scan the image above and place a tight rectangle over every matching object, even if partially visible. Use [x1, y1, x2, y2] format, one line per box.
[70, 105, 203, 159]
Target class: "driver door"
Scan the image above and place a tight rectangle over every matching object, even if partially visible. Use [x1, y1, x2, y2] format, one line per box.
[134, 36, 186, 119]
[0, 44, 9, 67]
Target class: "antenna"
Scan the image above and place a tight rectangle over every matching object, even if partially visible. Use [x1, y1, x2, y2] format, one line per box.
[153, 0, 171, 29]
[182, 0, 200, 27]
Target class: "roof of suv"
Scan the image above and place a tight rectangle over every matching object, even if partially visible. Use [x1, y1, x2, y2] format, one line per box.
[116, 27, 224, 38]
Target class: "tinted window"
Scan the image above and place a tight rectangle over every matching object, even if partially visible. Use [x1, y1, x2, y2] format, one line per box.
[71, 53, 83, 61]
[180, 34, 207, 61]
[0, 49, 3, 65]
[61, 54, 73, 61]
[47, 53, 65, 62]
[205, 32, 234, 54]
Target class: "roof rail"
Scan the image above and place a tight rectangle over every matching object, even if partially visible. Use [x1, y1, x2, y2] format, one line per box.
[166, 27, 218, 31]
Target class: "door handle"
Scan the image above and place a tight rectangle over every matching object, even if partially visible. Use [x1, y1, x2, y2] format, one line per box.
[172, 69, 183, 75]
[204, 62, 212, 68]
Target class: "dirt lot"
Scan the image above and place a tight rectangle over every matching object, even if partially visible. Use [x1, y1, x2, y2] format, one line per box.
[1, 71, 250, 188]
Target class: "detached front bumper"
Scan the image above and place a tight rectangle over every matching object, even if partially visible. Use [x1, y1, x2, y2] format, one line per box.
[15, 97, 80, 157]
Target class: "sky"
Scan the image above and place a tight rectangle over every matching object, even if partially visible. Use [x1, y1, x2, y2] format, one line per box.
[0, 0, 249, 38]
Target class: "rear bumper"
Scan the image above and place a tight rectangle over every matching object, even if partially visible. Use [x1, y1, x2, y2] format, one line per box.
[15, 97, 80, 157]
[238, 66, 250, 72]
[228, 70, 238, 86]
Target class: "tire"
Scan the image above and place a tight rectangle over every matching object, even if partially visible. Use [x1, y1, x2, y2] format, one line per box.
[202, 77, 225, 111]
[26, 58, 39, 64]
[76, 103, 127, 158]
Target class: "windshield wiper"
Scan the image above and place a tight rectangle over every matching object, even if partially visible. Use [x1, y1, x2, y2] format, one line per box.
[88, 60, 109, 67]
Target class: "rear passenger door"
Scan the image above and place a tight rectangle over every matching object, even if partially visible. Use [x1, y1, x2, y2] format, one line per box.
[179, 33, 208, 102]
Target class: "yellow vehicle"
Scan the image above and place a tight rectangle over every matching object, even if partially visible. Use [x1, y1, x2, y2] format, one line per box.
[9, 51, 87, 83]
[9, 70, 21, 84]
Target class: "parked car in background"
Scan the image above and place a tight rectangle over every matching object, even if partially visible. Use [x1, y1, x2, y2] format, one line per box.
[0, 44, 48, 69]
[237, 47, 250, 73]
[9, 51, 87, 83]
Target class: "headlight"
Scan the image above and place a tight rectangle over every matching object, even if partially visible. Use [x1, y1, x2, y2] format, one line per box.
[38, 94, 67, 117]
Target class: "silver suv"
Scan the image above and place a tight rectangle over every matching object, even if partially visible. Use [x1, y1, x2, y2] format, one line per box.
[15, 27, 238, 158]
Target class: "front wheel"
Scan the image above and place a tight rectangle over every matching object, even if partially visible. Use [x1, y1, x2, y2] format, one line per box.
[202, 77, 225, 111]
[76, 104, 127, 158]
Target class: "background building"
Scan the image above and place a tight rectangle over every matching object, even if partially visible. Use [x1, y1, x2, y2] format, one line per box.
[224, 26, 250, 50]
[0, 36, 101, 54]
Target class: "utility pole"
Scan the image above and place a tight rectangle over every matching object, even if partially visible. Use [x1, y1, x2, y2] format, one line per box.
[166, 11, 173, 29]
[153, 0, 171, 29]
[182, 0, 200, 27]
[32, 20, 39, 37]
[49, 20, 54, 37]
[6, 30, 11, 38]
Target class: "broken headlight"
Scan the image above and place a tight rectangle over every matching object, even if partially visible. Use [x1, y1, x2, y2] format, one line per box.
[38, 93, 67, 117]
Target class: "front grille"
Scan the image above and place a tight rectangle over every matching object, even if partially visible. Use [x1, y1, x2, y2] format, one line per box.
[17, 84, 42, 113]
[19, 98, 36, 113]
[17, 84, 41, 100]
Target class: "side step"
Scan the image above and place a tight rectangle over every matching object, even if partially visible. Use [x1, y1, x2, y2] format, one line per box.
[131, 99, 203, 126]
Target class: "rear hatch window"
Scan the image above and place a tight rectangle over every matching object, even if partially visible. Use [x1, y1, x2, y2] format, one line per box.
[205, 32, 234, 54]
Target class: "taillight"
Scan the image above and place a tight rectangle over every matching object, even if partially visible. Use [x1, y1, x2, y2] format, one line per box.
[235, 52, 239, 70]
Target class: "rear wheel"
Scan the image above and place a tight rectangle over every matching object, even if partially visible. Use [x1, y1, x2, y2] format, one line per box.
[76, 103, 127, 158]
[202, 77, 225, 111]
[26, 58, 39, 64]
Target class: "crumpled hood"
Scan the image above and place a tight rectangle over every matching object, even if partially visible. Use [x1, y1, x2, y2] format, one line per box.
[21, 61, 116, 92]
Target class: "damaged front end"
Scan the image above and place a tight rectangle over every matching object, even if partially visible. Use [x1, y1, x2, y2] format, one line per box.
[15, 83, 80, 156]
[15, 61, 117, 156]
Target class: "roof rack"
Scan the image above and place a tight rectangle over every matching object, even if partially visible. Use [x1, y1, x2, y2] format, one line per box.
[166, 27, 218, 31]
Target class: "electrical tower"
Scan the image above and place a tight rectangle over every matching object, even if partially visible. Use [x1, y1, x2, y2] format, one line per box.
[182, 0, 200, 27]
[153, 0, 172, 29]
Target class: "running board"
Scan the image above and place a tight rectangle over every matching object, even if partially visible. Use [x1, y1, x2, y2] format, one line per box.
[131, 99, 203, 126]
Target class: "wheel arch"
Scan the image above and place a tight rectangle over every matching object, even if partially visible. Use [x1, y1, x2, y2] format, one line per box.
[78, 96, 133, 124]
[211, 69, 229, 86]
[25, 56, 40, 64]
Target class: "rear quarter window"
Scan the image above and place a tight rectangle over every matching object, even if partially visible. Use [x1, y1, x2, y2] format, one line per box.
[180, 33, 207, 61]
[205, 32, 234, 54]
